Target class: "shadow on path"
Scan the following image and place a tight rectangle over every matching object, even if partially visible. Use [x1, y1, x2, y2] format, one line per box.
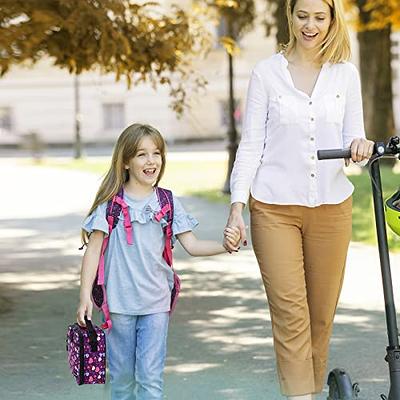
[0, 197, 394, 399]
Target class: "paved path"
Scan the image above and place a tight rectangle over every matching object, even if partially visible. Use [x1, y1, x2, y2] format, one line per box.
[0, 158, 399, 399]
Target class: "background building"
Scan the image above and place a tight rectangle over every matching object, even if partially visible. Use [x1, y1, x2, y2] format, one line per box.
[0, 4, 398, 146]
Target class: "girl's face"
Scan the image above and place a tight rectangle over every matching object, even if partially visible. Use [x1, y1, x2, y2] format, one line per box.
[292, 0, 332, 52]
[124, 136, 163, 188]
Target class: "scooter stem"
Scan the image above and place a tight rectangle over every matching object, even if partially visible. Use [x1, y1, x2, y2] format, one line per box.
[370, 159, 400, 399]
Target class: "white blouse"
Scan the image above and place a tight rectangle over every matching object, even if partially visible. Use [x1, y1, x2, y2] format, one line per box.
[230, 52, 366, 207]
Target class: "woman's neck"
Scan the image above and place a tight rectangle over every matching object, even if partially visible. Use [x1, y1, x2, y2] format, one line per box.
[124, 181, 154, 199]
[287, 46, 321, 68]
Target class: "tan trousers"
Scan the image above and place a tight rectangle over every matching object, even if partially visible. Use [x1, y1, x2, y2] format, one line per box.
[249, 196, 352, 396]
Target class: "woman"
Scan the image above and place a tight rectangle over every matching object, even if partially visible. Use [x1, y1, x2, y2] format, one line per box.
[223, 0, 374, 399]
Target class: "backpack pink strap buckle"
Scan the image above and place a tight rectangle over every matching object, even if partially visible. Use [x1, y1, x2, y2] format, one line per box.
[154, 204, 171, 222]
[114, 196, 133, 245]
[100, 302, 112, 330]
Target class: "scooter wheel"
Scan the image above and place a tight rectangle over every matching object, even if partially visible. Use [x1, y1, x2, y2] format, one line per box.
[327, 368, 355, 400]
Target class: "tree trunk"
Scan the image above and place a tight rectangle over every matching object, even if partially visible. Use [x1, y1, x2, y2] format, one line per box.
[74, 73, 82, 159]
[358, 27, 395, 144]
[273, 0, 289, 48]
[356, 0, 395, 145]
[223, 19, 239, 194]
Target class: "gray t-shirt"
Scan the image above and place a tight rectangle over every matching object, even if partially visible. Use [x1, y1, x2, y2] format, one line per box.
[82, 190, 198, 315]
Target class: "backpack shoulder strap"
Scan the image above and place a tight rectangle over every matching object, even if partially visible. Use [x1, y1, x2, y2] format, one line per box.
[154, 187, 174, 225]
[93, 187, 132, 330]
[106, 188, 124, 230]
[155, 187, 174, 266]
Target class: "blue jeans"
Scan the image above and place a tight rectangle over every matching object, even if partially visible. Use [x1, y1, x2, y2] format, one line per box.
[106, 312, 169, 400]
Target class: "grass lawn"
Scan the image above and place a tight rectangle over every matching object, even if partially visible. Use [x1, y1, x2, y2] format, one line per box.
[37, 157, 400, 251]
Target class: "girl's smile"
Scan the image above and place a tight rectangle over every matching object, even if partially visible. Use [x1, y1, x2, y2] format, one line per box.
[124, 136, 163, 190]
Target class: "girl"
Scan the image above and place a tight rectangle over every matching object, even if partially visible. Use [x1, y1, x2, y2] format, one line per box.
[76, 123, 240, 400]
[224, 0, 374, 399]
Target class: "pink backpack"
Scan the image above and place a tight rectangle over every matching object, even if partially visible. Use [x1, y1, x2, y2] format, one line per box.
[91, 187, 180, 330]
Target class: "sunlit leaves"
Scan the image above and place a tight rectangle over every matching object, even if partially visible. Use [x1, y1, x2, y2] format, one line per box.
[345, 0, 400, 31]
[0, 0, 212, 115]
[219, 35, 240, 55]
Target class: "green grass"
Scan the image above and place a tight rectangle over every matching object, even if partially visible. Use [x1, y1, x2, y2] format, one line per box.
[349, 166, 400, 250]
[35, 158, 400, 250]
[37, 157, 228, 196]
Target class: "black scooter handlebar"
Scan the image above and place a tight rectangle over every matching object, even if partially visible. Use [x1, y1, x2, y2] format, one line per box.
[317, 139, 398, 161]
[317, 149, 352, 160]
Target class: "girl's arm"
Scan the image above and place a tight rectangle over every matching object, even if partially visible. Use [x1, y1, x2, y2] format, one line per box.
[177, 227, 240, 257]
[76, 230, 104, 326]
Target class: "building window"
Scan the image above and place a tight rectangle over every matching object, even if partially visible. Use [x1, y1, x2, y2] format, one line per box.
[103, 103, 125, 130]
[220, 99, 242, 128]
[0, 107, 12, 131]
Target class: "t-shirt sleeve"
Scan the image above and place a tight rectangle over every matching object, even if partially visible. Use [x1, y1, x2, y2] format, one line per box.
[171, 195, 199, 236]
[82, 202, 109, 235]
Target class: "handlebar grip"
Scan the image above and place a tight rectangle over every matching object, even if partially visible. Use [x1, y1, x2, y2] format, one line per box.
[317, 149, 352, 160]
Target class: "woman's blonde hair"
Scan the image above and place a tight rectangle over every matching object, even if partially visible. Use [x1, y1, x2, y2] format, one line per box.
[81, 123, 166, 245]
[284, 0, 351, 64]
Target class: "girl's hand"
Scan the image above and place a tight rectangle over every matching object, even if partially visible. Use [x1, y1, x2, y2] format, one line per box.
[223, 226, 241, 250]
[76, 298, 93, 327]
[346, 138, 374, 164]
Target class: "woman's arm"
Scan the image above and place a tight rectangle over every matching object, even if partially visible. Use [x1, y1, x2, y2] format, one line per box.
[76, 230, 104, 326]
[177, 227, 240, 257]
[343, 64, 374, 163]
[230, 69, 268, 205]
[227, 68, 268, 247]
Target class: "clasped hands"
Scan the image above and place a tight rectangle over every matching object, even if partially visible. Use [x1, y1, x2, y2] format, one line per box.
[223, 205, 247, 253]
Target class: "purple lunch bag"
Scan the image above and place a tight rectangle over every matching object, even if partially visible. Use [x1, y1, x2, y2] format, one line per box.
[66, 316, 106, 385]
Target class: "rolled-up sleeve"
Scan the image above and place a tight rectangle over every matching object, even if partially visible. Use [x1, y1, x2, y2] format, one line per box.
[82, 202, 109, 235]
[230, 69, 268, 204]
[342, 64, 366, 148]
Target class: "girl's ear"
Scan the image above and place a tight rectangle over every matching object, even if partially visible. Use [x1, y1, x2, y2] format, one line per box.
[124, 165, 129, 170]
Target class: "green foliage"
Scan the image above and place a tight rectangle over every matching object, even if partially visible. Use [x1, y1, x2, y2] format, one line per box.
[0, 0, 212, 115]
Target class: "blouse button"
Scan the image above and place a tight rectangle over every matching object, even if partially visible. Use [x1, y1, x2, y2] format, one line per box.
[311, 155, 315, 160]
[309, 101, 312, 105]
[310, 117, 315, 121]
[336, 94, 340, 98]
[311, 173, 315, 178]
[310, 137, 315, 141]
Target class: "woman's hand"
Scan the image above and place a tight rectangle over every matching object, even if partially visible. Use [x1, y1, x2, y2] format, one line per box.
[76, 297, 93, 327]
[223, 226, 241, 250]
[223, 202, 247, 252]
[348, 138, 374, 163]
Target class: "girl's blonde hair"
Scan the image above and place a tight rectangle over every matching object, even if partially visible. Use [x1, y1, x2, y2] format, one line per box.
[284, 0, 351, 64]
[81, 123, 166, 246]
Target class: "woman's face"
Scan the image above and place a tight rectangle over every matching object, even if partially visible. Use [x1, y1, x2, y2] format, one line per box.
[292, 0, 332, 52]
